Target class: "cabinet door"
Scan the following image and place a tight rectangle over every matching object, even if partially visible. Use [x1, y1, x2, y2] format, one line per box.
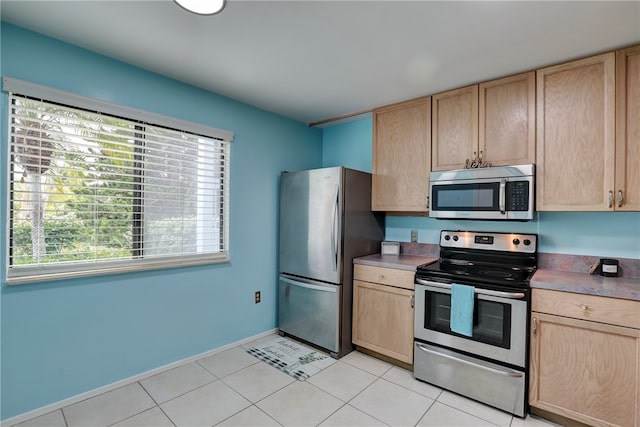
[372, 97, 431, 213]
[432, 85, 479, 171]
[479, 72, 535, 166]
[616, 45, 640, 211]
[530, 312, 640, 427]
[536, 53, 616, 211]
[352, 280, 414, 364]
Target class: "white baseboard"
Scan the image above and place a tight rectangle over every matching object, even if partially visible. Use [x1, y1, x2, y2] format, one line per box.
[1, 329, 278, 426]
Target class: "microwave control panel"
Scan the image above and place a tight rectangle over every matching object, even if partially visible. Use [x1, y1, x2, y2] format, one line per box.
[506, 181, 530, 211]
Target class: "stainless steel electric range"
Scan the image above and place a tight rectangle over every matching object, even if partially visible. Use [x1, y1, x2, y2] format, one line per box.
[413, 230, 538, 417]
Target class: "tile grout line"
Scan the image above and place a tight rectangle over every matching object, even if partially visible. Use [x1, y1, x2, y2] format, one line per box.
[159, 405, 178, 427]
[295, 374, 392, 427]
[195, 355, 260, 379]
[140, 373, 220, 410]
[132, 380, 178, 427]
[435, 397, 512, 427]
[61, 408, 69, 427]
[212, 403, 284, 427]
[413, 398, 438, 427]
[380, 369, 445, 402]
[217, 369, 295, 408]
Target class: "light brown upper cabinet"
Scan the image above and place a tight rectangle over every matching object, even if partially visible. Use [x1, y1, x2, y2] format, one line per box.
[372, 96, 431, 213]
[432, 72, 535, 171]
[479, 72, 536, 167]
[615, 45, 640, 211]
[536, 52, 617, 211]
[432, 85, 478, 170]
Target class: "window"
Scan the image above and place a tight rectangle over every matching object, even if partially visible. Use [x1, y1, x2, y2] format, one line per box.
[4, 78, 232, 284]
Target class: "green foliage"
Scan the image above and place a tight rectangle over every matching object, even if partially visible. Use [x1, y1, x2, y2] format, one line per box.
[10, 98, 217, 267]
[11, 100, 137, 264]
[11, 220, 131, 265]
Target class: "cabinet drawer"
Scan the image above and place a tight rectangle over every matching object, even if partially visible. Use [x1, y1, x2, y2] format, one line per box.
[532, 288, 640, 329]
[353, 264, 415, 290]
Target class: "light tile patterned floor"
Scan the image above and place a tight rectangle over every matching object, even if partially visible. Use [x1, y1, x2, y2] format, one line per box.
[13, 334, 561, 427]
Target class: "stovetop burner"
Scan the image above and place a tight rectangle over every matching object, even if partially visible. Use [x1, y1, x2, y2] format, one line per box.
[480, 270, 514, 278]
[416, 260, 536, 288]
[415, 230, 538, 290]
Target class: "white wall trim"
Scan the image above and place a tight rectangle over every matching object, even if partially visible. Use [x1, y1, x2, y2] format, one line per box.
[0, 329, 277, 426]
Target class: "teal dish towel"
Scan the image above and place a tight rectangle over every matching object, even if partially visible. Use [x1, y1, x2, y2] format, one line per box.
[450, 284, 475, 337]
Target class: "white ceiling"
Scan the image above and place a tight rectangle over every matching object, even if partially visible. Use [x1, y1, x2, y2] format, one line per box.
[1, 1, 639, 125]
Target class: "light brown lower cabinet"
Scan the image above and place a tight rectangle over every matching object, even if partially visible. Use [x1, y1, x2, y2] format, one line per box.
[530, 289, 640, 427]
[352, 264, 415, 365]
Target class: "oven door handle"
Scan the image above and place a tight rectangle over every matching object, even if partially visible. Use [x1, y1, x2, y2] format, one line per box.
[415, 279, 526, 300]
[415, 343, 524, 378]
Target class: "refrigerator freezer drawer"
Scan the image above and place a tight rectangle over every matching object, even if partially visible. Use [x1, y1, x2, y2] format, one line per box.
[278, 275, 341, 354]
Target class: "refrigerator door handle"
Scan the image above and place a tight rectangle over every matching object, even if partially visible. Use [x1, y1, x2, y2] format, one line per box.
[331, 184, 339, 272]
[280, 276, 338, 293]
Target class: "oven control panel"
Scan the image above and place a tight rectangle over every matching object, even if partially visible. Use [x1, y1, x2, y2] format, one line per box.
[440, 230, 537, 253]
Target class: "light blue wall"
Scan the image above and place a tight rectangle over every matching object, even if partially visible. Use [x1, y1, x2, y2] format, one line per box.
[386, 213, 640, 258]
[321, 115, 373, 173]
[323, 117, 640, 259]
[0, 23, 322, 420]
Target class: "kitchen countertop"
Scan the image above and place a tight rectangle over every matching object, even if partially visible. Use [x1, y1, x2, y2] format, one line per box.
[353, 254, 437, 271]
[531, 269, 640, 302]
[355, 253, 640, 301]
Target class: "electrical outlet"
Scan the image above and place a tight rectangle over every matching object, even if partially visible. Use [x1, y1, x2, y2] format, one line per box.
[254, 291, 261, 304]
[411, 229, 418, 243]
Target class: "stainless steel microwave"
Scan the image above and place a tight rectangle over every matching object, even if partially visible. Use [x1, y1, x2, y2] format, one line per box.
[429, 164, 535, 220]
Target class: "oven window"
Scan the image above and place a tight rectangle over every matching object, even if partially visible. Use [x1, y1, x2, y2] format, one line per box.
[424, 291, 511, 348]
[431, 183, 499, 211]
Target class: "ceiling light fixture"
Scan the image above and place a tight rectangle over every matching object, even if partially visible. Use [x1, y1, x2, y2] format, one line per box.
[174, 0, 225, 15]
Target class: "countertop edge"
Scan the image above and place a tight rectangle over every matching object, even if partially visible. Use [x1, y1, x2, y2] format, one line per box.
[531, 269, 640, 302]
[355, 255, 640, 301]
[353, 254, 437, 271]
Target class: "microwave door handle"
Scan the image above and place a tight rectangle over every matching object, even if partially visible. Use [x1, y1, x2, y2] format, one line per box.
[499, 179, 506, 214]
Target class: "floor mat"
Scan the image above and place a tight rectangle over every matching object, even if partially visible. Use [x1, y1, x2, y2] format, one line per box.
[246, 337, 336, 380]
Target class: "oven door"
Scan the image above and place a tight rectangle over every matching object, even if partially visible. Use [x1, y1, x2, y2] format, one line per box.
[414, 279, 528, 368]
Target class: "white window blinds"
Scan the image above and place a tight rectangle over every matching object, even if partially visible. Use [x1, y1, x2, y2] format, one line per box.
[5, 81, 232, 284]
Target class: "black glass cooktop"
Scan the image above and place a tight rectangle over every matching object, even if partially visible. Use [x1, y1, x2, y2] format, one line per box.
[416, 259, 536, 289]
[416, 230, 539, 290]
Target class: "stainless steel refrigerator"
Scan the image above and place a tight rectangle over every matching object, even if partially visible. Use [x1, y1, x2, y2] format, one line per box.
[278, 166, 384, 358]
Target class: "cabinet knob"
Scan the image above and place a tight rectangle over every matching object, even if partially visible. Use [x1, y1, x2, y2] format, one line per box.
[608, 191, 614, 208]
[532, 317, 537, 335]
[378, 274, 384, 280]
[618, 190, 624, 208]
[580, 304, 589, 311]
